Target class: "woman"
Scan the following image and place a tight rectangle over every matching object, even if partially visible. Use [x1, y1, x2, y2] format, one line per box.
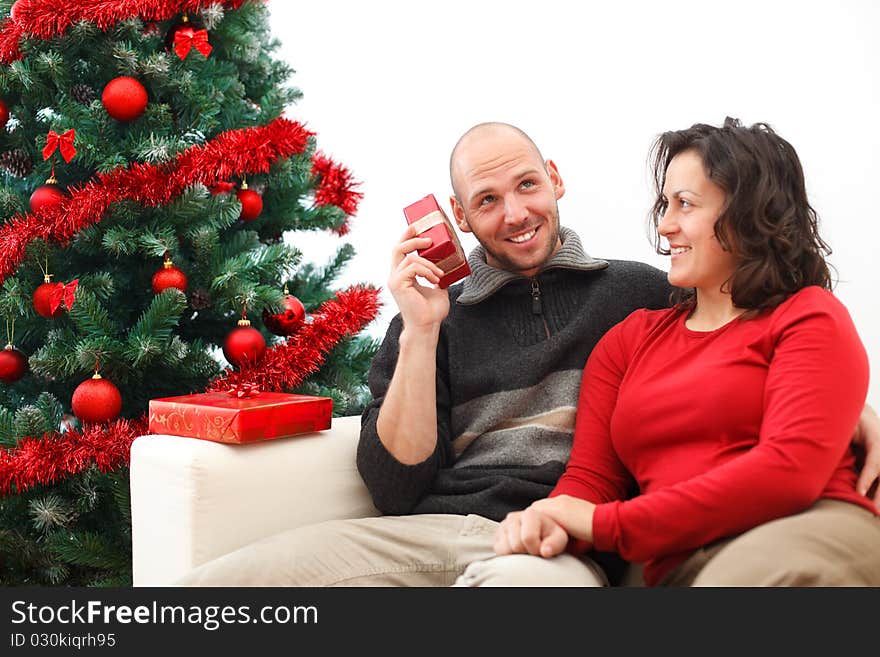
[494, 118, 880, 586]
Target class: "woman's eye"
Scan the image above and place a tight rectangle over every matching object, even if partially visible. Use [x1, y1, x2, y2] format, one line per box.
[680, 199, 691, 208]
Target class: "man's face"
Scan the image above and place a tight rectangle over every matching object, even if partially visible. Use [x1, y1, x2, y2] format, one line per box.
[449, 129, 564, 277]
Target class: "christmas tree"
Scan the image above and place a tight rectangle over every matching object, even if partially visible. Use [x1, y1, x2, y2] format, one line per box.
[0, 0, 381, 586]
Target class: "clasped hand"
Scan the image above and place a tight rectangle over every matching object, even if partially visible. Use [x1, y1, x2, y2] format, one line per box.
[494, 495, 596, 558]
[494, 404, 880, 562]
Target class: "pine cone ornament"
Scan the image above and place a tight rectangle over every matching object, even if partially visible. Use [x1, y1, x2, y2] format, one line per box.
[190, 287, 212, 310]
[70, 83, 97, 105]
[0, 149, 34, 177]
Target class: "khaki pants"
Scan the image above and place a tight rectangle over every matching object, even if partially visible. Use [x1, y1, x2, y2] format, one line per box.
[177, 513, 607, 587]
[663, 500, 880, 586]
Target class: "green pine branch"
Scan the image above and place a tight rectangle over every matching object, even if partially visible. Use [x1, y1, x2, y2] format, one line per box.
[13, 404, 51, 439]
[0, 407, 15, 447]
[68, 287, 119, 338]
[45, 530, 129, 572]
[125, 289, 186, 367]
[291, 243, 356, 308]
[29, 328, 82, 379]
[34, 392, 64, 433]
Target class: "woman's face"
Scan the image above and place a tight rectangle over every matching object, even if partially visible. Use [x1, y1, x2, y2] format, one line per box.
[657, 150, 737, 293]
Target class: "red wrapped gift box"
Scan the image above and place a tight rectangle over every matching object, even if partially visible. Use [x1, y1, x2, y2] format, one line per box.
[148, 391, 332, 444]
[403, 194, 471, 288]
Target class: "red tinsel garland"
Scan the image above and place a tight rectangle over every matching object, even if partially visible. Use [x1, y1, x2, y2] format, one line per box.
[208, 284, 381, 392]
[311, 152, 364, 236]
[1, 1, 264, 64]
[0, 286, 381, 496]
[0, 416, 148, 496]
[0, 118, 314, 284]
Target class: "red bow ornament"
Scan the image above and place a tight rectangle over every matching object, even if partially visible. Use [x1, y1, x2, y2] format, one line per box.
[42, 129, 77, 163]
[227, 382, 261, 399]
[48, 279, 79, 314]
[209, 181, 236, 195]
[174, 27, 213, 59]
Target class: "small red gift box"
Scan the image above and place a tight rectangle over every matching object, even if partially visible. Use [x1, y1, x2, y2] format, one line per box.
[403, 194, 471, 288]
[148, 391, 332, 444]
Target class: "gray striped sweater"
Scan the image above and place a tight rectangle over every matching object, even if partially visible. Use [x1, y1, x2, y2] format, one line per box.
[357, 227, 672, 521]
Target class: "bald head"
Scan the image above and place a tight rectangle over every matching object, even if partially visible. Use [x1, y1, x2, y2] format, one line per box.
[449, 122, 545, 199]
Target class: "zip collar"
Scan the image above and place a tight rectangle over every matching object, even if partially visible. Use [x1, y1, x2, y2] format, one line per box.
[456, 227, 608, 305]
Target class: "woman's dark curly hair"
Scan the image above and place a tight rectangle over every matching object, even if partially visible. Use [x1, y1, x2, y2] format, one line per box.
[649, 117, 833, 311]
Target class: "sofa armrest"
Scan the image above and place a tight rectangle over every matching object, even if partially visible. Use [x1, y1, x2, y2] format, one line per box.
[129, 414, 378, 586]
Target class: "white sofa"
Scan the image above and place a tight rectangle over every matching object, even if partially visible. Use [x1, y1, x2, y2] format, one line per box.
[129, 415, 378, 586]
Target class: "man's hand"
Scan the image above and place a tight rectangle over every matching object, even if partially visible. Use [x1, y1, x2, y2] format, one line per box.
[854, 403, 880, 508]
[531, 495, 596, 542]
[494, 508, 569, 558]
[388, 224, 450, 333]
[374, 225, 450, 466]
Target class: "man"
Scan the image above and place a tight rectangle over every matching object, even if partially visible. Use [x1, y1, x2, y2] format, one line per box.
[354, 122, 674, 586]
[180, 122, 880, 586]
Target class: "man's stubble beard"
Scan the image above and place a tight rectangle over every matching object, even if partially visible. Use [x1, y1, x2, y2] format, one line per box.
[473, 207, 562, 276]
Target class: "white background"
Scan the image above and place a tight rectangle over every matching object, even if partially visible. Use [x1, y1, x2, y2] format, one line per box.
[268, 0, 879, 404]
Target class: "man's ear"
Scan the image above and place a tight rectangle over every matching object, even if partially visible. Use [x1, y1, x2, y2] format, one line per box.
[546, 159, 565, 200]
[449, 194, 472, 233]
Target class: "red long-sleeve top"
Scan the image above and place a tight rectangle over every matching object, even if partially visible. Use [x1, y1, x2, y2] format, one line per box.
[551, 286, 873, 586]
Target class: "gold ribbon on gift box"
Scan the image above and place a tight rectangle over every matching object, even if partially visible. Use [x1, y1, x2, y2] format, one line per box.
[409, 209, 465, 273]
[149, 407, 236, 442]
[409, 210, 446, 235]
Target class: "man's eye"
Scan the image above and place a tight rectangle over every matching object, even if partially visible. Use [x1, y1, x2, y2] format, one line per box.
[680, 199, 691, 209]
[479, 195, 495, 206]
[520, 180, 535, 189]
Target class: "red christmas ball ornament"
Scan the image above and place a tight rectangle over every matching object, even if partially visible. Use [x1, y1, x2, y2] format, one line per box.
[72, 371, 123, 424]
[0, 98, 8, 130]
[32, 276, 65, 318]
[0, 344, 28, 383]
[262, 287, 306, 336]
[29, 177, 67, 214]
[237, 182, 263, 222]
[101, 76, 148, 122]
[152, 253, 188, 294]
[223, 317, 266, 368]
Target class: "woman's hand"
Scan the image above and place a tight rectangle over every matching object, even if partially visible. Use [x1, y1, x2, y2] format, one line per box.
[854, 403, 880, 508]
[493, 507, 570, 558]
[531, 495, 597, 542]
